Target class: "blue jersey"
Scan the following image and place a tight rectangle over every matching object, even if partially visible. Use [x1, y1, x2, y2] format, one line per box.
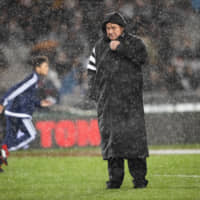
[0, 72, 41, 118]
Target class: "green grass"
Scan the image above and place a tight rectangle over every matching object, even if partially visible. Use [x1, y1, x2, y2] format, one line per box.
[0, 153, 200, 200]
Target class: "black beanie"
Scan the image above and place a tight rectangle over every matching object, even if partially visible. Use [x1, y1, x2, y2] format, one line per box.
[102, 12, 127, 33]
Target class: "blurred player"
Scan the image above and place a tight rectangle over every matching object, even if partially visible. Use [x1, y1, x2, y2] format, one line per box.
[0, 56, 53, 172]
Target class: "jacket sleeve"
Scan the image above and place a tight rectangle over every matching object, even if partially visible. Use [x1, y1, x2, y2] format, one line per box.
[34, 97, 42, 108]
[87, 47, 97, 101]
[0, 73, 38, 107]
[116, 35, 148, 66]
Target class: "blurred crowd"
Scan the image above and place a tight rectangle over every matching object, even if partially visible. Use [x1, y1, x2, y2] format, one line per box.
[0, 0, 200, 107]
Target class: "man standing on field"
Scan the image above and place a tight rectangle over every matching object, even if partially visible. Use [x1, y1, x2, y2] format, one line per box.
[87, 12, 149, 189]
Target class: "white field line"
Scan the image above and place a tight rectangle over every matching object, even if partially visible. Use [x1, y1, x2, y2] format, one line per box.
[150, 149, 200, 155]
[153, 174, 200, 178]
[54, 103, 200, 116]
[144, 103, 200, 113]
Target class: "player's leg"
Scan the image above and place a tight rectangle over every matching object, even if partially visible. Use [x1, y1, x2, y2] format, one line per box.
[2, 116, 22, 151]
[0, 156, 3, 172]
[106, 157, 124, 189]
[0, 116, 19, 167]
[0, 115, 5, 172]
[127, 157, 148, 188]
[8, 118, 37, 151]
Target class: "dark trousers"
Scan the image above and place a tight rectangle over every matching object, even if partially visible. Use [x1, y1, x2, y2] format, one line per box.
[2, 116, 36, 151]
[107, 157, 147, 188]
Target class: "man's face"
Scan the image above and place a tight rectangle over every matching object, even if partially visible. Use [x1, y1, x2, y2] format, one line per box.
[106, 23, 124, 40]
[37, 62, 49, 76]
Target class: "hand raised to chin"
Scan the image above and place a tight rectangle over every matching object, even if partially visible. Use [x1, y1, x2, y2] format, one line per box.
[110, 40, 120, 51]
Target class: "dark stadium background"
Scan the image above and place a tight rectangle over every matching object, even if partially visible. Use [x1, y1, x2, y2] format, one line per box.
[1, 0, 200, 147]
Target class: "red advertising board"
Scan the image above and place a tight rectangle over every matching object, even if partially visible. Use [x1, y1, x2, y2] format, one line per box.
[36, 119, 101, 148]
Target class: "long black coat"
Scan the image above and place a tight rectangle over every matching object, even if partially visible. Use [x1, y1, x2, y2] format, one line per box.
[88, 27, 149, 160]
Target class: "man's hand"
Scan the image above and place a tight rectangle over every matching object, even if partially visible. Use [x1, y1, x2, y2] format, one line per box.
[0, 104, 4, 114]
[110, 40, 120, 51]
[40, 100, 54, 107]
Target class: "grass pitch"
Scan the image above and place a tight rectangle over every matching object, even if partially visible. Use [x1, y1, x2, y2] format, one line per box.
[0, 150, 200, 200]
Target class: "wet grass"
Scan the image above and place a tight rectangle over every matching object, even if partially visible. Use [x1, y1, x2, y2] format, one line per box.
[0, 153, 200, 200]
